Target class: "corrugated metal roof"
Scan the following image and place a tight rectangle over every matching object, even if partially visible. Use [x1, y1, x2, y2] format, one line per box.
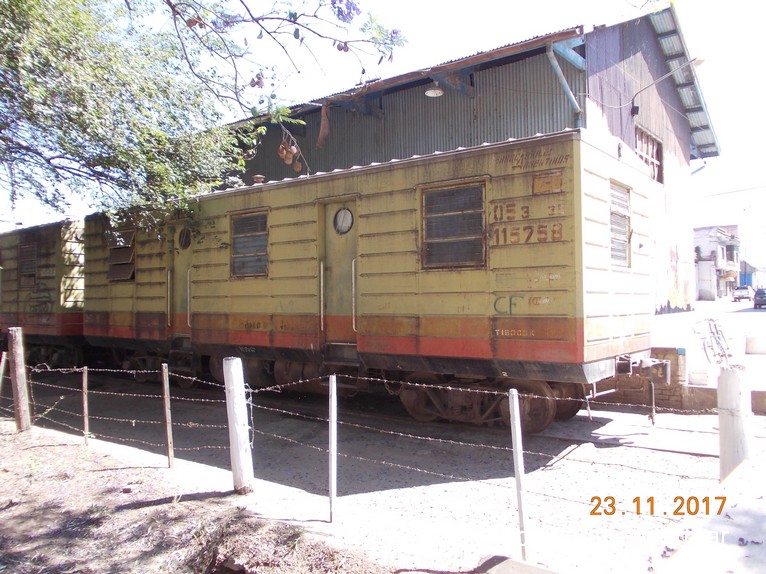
[234, 25, 583, 124]
[647, 7, 720, 158]
[316, 26, 582, 99]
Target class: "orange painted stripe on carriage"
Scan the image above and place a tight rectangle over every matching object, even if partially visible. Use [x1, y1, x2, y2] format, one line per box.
[323, 315, 356, 341]
[82, 324, 108, 337]
[417, 336, 492, 358]
[359, 314, 582, 360]
[226, 330, 320, 349]
[272, 332, 322, 348]
[15, 312, 84, 337]
[357, 335, 418, 355]
[167, 314, 192, 337]
[357, 335, 581, 362]
[226, 330, 271, 346]
[419, 316, 491, 338]
[193, 328, 320, 349]
[109, 326, 137, 339]
[192, 312, 320, 348]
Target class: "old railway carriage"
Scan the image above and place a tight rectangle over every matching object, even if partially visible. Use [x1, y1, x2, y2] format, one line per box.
[82, 129, 665, 433]
[0, 220, 85, 366]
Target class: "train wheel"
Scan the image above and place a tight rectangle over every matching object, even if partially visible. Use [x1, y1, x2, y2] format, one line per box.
[273, 360, 292, 388]
[245, 358, 275, 388]
[208, 356, 225, 384]
[130, 355, 161, 383]
[548, 382, 585, 420]
[25, 346, 48, 369]
[501, 380, 556, 434]
[400, 388, 441, 422]
[400, 373, 441, 422]
[175, 375, 198, 390]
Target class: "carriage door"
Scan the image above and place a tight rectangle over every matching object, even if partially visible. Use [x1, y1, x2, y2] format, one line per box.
[171, 225, 194, 336]
[167, 224, 195, 376]
[322, 200, 358, 365]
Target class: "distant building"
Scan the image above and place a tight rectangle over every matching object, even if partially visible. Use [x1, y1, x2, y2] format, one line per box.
[694, 225, 740, 300]
[740, 259, 761, 289]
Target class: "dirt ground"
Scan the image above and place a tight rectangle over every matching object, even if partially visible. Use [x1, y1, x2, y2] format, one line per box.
[0, 418, 391, 574]
[2, 371, 766, 574]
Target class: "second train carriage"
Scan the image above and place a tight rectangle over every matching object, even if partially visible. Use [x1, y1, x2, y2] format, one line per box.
[81, 129, 668, 433]
[0, 220, 85, 367]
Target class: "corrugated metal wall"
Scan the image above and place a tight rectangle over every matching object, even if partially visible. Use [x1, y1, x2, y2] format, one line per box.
[246, 52, 584, 183]
[584, 17, 690, 162]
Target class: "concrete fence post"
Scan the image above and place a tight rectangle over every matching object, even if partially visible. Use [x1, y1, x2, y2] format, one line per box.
[718, 367, 751, 481]
[508, 389, 527, 562]
[223, 357, 254, 494]
[328, 374, 338, 522]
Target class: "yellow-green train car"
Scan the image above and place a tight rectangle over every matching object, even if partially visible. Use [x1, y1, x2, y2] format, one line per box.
[0, 220, 85, 366]
[80, 129, 667, 433]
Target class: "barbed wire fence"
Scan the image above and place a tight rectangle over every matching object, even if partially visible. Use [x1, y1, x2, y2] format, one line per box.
[1, 328, 760, 566]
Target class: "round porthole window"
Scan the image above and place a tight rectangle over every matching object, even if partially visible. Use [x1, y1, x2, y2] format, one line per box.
[178, 226, 192, 250]
[333, 208, 354, 235]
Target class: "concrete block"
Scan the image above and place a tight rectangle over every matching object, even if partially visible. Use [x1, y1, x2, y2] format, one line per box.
[745, 336, 766, 354]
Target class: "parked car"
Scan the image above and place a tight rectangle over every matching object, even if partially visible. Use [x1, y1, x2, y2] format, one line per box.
[733, 285, 754, 301]
[755, 289, 766, 309]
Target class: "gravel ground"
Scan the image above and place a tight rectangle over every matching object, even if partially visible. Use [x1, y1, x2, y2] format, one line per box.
[3, 371, 765, 573]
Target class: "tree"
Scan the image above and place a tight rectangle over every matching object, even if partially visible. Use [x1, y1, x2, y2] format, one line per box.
[0, 0, 403, 227]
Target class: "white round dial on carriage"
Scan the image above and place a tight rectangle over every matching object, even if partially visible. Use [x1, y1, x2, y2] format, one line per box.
[333, 208, 354, 234]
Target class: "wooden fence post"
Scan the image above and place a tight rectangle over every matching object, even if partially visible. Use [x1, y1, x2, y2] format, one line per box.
[8, 327, 31, 432]
[223, 357, 254, 494]
[0, 350, 7, 405]
[161, 364, 175, 468]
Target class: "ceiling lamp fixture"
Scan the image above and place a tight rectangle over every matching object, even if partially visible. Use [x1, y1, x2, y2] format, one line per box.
[425, 81, 444, 98]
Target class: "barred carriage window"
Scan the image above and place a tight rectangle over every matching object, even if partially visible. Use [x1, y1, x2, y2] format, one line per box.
[422, 185, 485, 269]
[18, 243, 37, 288]
[231, 212, 268, 277]
[108, 230, 136, 282]
[635, 127, 663, 183]
[610, 183, 631, 266]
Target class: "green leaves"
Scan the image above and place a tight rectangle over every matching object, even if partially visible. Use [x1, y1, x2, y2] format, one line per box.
[0, 0, 404, 232]
[0, 0, 244, 229]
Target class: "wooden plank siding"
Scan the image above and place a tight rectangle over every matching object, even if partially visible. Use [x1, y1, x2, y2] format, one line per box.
[184, 133, 589, 366]
[0, 221, 84, 340]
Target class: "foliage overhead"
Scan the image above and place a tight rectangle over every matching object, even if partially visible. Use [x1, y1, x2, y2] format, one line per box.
[0, 0, 403, 229]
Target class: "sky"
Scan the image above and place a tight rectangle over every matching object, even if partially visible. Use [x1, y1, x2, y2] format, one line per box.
[3, 0, 765, 262]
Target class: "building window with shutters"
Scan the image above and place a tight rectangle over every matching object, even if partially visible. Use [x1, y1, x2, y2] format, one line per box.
[231, 212, 268, 277]
[422, 184, 486, 269]
[18, 243, 37, 288]
[107, 230, 136, 282]
[635, 127, 663, 183]
[610, 183, 631, 267]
